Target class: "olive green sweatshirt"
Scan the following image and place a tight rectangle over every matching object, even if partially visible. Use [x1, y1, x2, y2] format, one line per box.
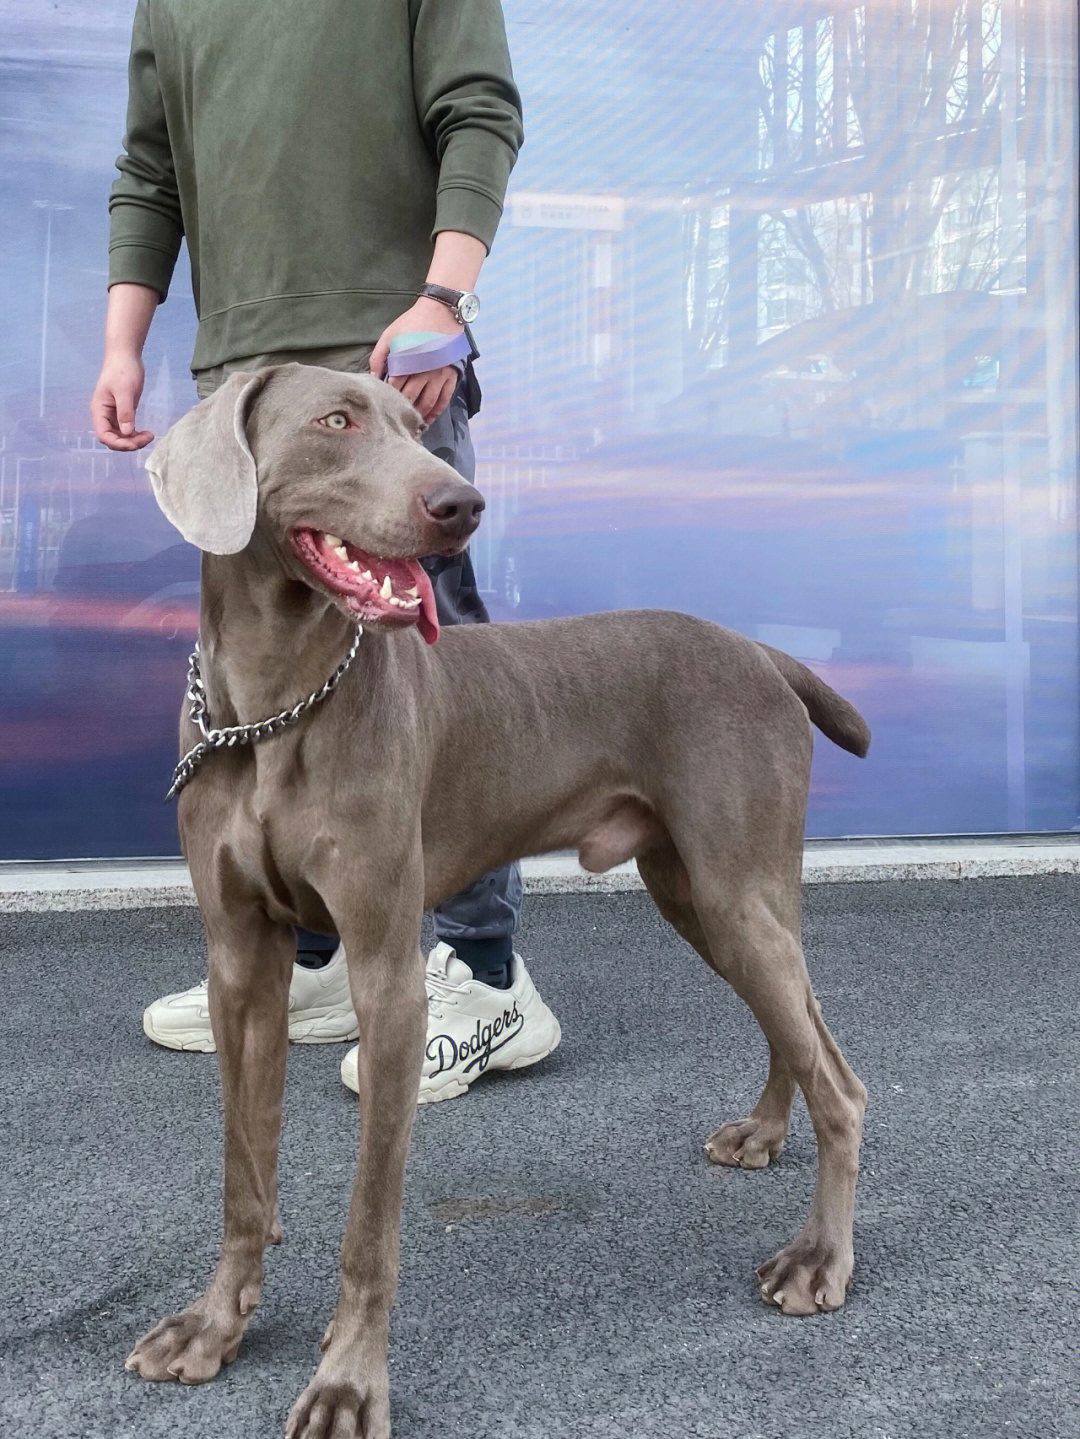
[108, 0, 523, 372]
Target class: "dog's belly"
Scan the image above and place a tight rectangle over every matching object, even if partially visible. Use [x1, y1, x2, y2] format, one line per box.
[420, 788, 664, 910]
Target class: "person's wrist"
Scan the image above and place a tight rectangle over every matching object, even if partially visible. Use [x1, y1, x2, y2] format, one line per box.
[104, 340, 144, 366]
[412, 294, 462, 330]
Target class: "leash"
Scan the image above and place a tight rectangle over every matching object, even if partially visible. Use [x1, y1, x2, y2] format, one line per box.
[167, 623, 364, 800]
[385, 329, 473, 376]
[386, 329, 482, 416]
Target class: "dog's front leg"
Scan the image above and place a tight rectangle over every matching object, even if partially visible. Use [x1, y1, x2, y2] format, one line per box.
[127, 905, 294, 1383]
[286, 859, 426, 1439]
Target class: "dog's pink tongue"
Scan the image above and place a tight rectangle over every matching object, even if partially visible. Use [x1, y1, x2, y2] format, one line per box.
[405, 561, 439, 644]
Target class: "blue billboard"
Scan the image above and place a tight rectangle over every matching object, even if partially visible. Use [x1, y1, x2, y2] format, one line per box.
[1, 0, 1077, 857]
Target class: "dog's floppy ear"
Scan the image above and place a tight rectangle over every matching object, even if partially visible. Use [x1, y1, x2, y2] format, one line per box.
[144, 369, 272, 554]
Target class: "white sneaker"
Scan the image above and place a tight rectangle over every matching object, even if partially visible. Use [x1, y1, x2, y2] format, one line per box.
[142, 944, 360, 1052]
[340, 943, 561, 1102]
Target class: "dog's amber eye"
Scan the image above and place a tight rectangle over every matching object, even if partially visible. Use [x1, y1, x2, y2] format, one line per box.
[321, 412, 349, 430]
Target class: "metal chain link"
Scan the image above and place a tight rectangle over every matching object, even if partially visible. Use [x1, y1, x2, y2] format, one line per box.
[167, 624, 364, 800]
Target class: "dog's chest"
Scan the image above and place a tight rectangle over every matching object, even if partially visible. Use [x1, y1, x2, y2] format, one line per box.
[244, 806, 339, 933]
[197, 751, 339, 930]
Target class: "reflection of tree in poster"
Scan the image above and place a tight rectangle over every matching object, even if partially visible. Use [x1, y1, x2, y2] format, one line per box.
[685, 0, 1041, 359]
[684, 206, 728, 370]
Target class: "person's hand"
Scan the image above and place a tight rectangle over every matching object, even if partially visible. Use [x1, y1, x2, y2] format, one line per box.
[369, 296, 464, 425]
[91, 351, 154, 450]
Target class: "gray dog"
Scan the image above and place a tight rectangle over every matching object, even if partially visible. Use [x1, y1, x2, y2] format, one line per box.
[125, 364, 870, 1438]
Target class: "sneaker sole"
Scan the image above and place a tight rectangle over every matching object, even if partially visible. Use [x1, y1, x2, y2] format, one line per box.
[143, 1011, 359, 1052]
[142, 1011, 217, 1053]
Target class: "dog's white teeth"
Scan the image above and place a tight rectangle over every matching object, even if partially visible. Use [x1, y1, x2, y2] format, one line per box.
[324, 534, 342, 547]
[333, 545, 349, 560]
[361, 568, 373, 582]
[380, 575, 393, 599]
[347, 560, 362, 573]
[405, 586, 419, 597]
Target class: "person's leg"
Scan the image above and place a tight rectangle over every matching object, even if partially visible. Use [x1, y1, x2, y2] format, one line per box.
[289, 359, 520, 972]
[418, 388, 522, 987]
[292, 930, 338, 966]
[341, 369, 560, 1101]
[290, 355, 522, 978]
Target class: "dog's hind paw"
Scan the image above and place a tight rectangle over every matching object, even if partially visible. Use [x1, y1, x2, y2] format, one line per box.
[705, 1114, 787, 1169]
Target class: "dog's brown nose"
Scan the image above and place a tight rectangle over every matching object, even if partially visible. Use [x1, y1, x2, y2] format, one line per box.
[420, 481, 485, 542]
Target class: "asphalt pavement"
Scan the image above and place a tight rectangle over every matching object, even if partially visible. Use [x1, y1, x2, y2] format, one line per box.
[3, 877, 1078, 1438]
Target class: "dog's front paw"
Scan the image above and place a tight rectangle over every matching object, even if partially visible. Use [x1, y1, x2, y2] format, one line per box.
[285, 1356, 390, 1439]
[756, 1228, 853, 1315]
[125, 1299, 249, 1383]
[705, 1113, 787, 1169]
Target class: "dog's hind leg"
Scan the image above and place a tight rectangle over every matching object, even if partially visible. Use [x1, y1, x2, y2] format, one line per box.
[704, 1042, 795, 1170]
[637, 840, 794, 1171]
[696, 888, 866, 1315]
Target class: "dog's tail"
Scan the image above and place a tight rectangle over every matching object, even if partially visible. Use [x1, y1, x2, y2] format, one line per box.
[758, 645, 871, 758]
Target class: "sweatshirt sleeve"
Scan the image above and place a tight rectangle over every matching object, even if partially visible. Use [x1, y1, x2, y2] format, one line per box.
[410, 0, 524, 251]
[107, 0, 184, 299]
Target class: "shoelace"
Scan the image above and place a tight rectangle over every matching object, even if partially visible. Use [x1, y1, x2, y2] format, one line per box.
[425, 974, 460, 1022]
[427, 960, 479, 1020]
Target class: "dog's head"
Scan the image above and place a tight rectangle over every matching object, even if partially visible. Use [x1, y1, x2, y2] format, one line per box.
[144, 364, 484, 643]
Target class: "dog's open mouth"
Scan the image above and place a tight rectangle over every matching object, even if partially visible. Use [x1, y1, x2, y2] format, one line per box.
[290, 528, 439, 644]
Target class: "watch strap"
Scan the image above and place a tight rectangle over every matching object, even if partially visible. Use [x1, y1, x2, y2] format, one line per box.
[419, 282, 465, 312]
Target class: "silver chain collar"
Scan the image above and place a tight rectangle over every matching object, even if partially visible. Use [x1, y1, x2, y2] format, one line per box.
[167, 624, 364, 800]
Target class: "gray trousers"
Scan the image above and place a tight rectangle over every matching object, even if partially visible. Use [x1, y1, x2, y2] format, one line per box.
[194, 345, 522, 949]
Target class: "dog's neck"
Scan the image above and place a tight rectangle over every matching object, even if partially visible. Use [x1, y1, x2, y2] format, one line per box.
[199, 544, 368, 728]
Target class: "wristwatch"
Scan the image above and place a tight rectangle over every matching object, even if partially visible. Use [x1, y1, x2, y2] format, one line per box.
[418, 282, 480, 326]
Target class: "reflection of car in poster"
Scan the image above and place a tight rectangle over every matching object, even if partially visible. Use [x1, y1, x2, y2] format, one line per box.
[764, 353, 856, 433]
[489, 429, 957, 636]
[0, 498, 199, 860]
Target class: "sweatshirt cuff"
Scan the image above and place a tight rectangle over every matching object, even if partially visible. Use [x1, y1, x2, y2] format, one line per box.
[108, 202, 183, 299]
[432, 185, 505, 252]
[433, 130, 516, 250]
[107, 242, 179, 300]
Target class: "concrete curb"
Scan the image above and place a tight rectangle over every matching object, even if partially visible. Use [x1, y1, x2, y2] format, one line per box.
[3, 839, 1079, 913]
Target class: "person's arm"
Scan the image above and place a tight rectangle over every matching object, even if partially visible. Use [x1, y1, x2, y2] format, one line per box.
[93, 0, 183, 450]
[370, 0, 523, 423]
[425, 230, 487, 297]
[91, 283, 160, 450]
[409, 0, 523, 254]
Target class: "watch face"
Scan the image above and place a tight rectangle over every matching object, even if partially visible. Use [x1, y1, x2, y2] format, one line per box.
[458, 292, 480, 324]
